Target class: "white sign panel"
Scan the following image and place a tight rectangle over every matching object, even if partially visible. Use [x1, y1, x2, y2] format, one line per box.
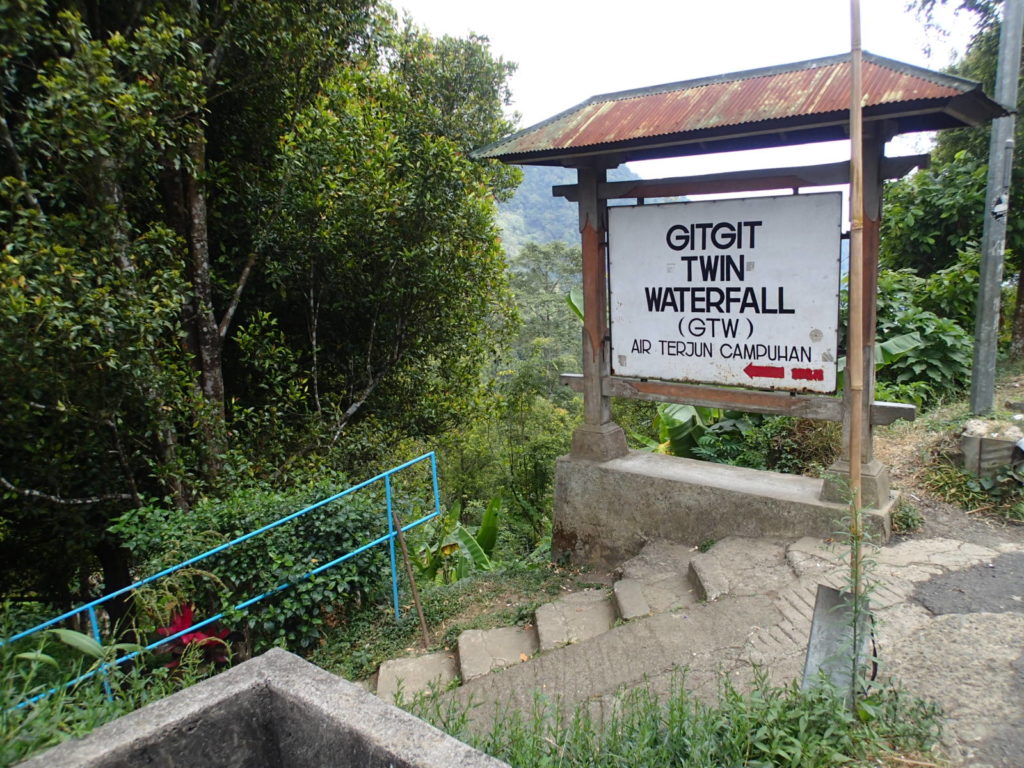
[608, 193, 841, 393]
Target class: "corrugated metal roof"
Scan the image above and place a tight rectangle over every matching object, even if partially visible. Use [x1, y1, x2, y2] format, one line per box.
[473, 52, 1005, 166]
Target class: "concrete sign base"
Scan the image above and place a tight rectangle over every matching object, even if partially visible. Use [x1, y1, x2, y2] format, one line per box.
[820, 458, 892, 508]
[552, 451, 892, 568]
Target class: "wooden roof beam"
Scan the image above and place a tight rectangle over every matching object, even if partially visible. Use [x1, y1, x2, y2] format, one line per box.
[552, 155, 930, 202]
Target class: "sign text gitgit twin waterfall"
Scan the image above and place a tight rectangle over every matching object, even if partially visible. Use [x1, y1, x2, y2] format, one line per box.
[608, 193, 842, 393]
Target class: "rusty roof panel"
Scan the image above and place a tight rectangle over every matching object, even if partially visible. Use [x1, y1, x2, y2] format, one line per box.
[474, 52, 1003, 164]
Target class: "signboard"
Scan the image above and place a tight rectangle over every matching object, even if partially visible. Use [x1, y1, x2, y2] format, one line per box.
[608, 193, 841, 393]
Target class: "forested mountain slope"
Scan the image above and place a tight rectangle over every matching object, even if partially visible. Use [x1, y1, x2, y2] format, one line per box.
[498, 165, 642, 254]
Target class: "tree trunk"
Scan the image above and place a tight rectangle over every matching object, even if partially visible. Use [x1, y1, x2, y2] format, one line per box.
[184, 135, 227, 477]
[1011, 267, 1024, 359]
[95, 538, 134, 641]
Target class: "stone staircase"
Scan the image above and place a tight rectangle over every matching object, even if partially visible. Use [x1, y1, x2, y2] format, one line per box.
[367, 531, 1024, 766]
[370, 534, 1008, 719]
[374, 539, 708, 704]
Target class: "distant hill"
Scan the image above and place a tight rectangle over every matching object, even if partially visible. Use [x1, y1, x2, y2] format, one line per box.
[497, 165, 642, 256]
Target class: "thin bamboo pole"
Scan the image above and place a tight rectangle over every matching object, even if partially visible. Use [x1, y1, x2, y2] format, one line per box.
[848, 0, 865, 594]
[846, 0, 868, 709]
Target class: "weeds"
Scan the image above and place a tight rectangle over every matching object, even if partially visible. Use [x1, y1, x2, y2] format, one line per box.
[408, 671, 943, 768]
[1, 619, 214, 767]
[891, 497, 925, 533]
[922, 457, 1024, 521]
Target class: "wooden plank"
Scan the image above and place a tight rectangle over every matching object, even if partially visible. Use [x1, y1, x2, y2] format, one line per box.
[552, 155, 929, 201]
[559, 374, 914, 424]
[607, 377, 842, 419]
[577, 167, 612, 426]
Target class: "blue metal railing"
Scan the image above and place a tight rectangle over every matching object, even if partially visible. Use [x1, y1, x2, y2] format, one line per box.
[2, 451, 442, 708]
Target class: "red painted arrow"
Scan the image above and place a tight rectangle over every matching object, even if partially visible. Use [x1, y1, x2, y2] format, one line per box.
[791, 367, 824, 381]
[743, 363, 784, 379]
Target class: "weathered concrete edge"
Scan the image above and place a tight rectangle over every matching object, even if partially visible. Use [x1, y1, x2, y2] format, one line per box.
[21, 648, 507, 768]
[19, 651, 272, 768]
[266, 650, 504, 768]
[553, 450, 891, 568]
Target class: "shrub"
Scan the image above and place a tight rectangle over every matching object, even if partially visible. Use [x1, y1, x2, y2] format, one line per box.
[693, 416, 840, 476]
[1, 607, 213, 766]
[877, 307, 973, 403]
[112, 476, 399, 653]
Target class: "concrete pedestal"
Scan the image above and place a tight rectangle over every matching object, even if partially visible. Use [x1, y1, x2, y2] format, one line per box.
[819, 458, 891, 508]
[570, 422, 628, 461]
[553, 450, 892, 567]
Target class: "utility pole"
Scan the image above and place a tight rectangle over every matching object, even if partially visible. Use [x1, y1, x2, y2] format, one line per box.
[971, 0, 1024, 414]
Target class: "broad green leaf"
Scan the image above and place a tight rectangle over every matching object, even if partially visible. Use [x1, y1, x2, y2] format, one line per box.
[111, 642, 144, 654]
[476, 495, 501, 558]
[49, 628, 104, 659]
[566, 286, 584, 322]
[876, 331, 923, 365]
[452, 524, 493, 571]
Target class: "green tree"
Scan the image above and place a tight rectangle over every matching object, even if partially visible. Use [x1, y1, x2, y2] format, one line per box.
[1, 3, 519, 613]
[508, 241, 582, 369]
[250, 24, 519, 452]
[898, 0, 1024, 352]
[880, 151, 988, 275]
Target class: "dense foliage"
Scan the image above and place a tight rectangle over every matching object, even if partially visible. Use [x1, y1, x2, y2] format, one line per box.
[1, 1, 518, 612]
[111, 476, 395, 651]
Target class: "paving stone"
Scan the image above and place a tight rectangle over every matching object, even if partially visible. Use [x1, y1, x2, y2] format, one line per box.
[376, 651, 459, 704]
[875, 537, 996, 569]
[700, 537, 793, 596]
[617, 540, 693, 580]
[458, 625, 539, 682]
[613, 539, 698, 614]
[535, 589, 615, 651]
[785, 536, 846, 576]
[883, 612, 1024, 768]
[640, 570, 697, 612]
[613, 578, 650, 620]
[688, 553, 728, 602]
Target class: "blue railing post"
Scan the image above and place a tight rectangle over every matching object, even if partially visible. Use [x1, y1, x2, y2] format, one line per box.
[87, 606, 112, 701]
[385, 474, 400, 620]
[430, 452, 442, 518]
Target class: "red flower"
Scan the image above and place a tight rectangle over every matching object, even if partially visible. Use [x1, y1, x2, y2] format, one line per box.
[157, 603, 230, 659]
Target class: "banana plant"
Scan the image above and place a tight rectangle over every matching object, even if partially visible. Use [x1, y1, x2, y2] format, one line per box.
[632, 403, 725, 458]
[415, 495, 502, 583]
[836, 331, 923, 387]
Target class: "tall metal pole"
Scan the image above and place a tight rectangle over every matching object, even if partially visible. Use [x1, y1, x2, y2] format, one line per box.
[971, 0, 1024, 414]
[849, 0, 865, 589]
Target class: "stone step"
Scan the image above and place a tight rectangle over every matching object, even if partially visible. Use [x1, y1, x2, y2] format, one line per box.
[687, 536, 795, 601]
[457, 624, 539, 683]
[613, 540, 699, 620]
[534, 588, 616, 651]
[447, 590, 784, 734]
[376, 650, 459, 705]
[612, 578, 650, 620]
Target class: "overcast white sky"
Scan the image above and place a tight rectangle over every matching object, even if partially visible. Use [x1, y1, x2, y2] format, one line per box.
[395, 0, 979, 180]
